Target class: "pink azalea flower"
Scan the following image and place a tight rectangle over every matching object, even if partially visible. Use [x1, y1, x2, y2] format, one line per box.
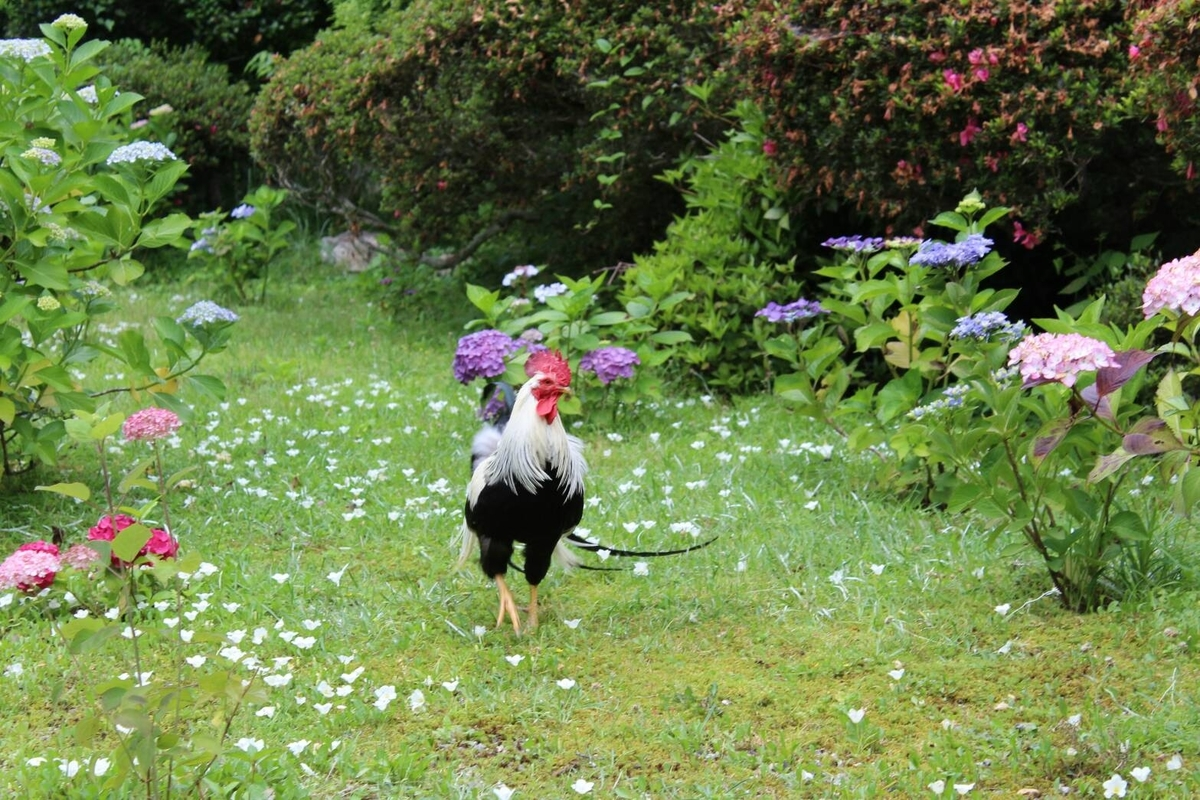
[1128, 44, 1140, 60]
[1142, 249, 1200, 319]
[974, 67, 990, 82]
[959, 118, 982, 146]
[0, 549, 61, 592]
[1013, 221, 1040, 249]
[943, 69, 964, 92]
[968, 48, 986, 66]
[1011, 122, 1028, 143]
[1008, 333, 1118, 388]
[762, 139, 778, 157]
[123, 407, 182, 442]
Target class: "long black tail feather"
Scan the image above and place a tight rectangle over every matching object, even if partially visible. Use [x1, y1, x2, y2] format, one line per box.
[566, 532, 719, 559]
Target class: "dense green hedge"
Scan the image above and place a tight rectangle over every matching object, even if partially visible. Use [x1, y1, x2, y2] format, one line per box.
[250, 0, 1198, 278]
[251, 0, 725, 270]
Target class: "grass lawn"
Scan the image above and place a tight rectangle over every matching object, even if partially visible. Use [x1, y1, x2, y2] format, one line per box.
[2, 257, 1199, 798]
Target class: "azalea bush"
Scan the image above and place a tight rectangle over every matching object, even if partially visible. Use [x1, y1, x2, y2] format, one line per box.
[186, 185, 296, 302]
[459, 265, 691, 416]
[762, 193, 1200, 610]
[0, 17, 229, 475]
[3, 405, 289, 796]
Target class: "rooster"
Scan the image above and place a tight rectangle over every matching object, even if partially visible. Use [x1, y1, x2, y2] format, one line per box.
[459, 350, 585, 633]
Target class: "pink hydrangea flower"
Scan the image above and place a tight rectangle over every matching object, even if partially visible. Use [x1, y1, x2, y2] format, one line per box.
[122, 407, 182, 442]
[87, 514, 136, 543]
[62, 543, 104, 569]
[1142, 249, 1200, 319]
[17, 540, 60, 557]
[1007, 333, 1118, 388]
[0, 549, 61, 592]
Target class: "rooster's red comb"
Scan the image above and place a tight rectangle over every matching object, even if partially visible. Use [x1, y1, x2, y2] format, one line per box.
[525, 349, 572, 386]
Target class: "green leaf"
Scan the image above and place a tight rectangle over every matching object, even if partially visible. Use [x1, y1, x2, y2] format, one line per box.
[465, 283, 498, 314]
[1108, 510, 1149, 543]
[109, 258, 145, 286]
[587, 311, 627, 326]
[650, 330, 692, 345]
[0, 397, 13, 426]
[1179, 469, 1200, 517]
[929, 211, 968, 232]
[18, 260, 70, 290]
[112, 522, 152, 563]
[136, 213, 191, 248]
[35, 482, 91, 501]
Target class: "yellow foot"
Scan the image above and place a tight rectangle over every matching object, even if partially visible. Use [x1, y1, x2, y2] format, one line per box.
[494, 575, 522, 634]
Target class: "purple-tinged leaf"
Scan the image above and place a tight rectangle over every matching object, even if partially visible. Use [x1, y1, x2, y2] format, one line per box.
[1089, 448, 1137, 482]
[1095, 349, 1156, 398]
[1122, 416, 1184, 455]
[1031, 418, 1073, 466]
[1079, 384, 1113, 419]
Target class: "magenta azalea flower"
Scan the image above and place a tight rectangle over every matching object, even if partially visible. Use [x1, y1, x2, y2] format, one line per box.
[1007, 333, 1118, 388]
[1142, 249, 1200, 319]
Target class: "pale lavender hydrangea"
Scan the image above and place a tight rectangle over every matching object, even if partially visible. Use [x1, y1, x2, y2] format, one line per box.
[230, 204, 255, 219]
[533, 283, 569, 303]
[0, 39, 51, 62]
[453, 329, 520, 384]
[106, 141, 177, 166]
[823, 235, 886, 253]
[950, 311, 1026, 341]
[123, 407, 182, 442]
[1142, 249, 1200, 319]
[177, 300, 238, 326]
[910, 234, 994, 268]
[755, 298, 828, 324]
[1007, 333, 1118, 388]
[579, 347, 640, 385]
[502, 264, 539, 287]
[22, 147, 61, 167]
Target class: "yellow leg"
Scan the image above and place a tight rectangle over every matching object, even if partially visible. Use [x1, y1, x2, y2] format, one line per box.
[527, 584, 539, 631]
[494, 575, 522, 634]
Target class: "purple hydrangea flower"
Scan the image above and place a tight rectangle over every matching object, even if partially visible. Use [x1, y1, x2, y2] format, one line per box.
[230, 204, 256, 219]
[579, 347, 640, 385]
[453, 329, 520, 384]
[822, 235, 886, 253]
[950, 311, 1025, 341]
[755, 298, 829, 324]
[909, 234, 994, 268]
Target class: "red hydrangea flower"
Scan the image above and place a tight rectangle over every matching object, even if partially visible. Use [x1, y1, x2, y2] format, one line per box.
[17, 540, 60, 557]
[142, 529, 180, 560]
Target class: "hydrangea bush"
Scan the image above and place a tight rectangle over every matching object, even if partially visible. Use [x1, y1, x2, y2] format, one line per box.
[460, 265, 691, 414]
[761, 193, 1200, 611]
[0, 17, 231, 475]
[187, 185, 296, 302]
[14, 405, 276, 795]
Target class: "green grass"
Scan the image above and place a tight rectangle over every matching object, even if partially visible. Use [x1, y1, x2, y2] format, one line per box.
[2, 258, 1200, 798]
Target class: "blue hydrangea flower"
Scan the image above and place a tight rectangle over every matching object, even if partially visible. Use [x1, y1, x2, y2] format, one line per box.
[822, 235, 886, 253]
[177, 300, 239, 326]
[755, 298, 829, 324]
[579, 347, 640, 385]
[908, 384, 970, 420]
[231, 204, 256, 219]
[909, 233, 994, 268]
[21, 147, 61, 167]
[950, 311, 1026, 341]
[453, 329, 520, 384]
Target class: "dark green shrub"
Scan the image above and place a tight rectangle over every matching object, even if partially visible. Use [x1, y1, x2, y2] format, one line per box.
[250, 0, 726, 271]
[2, 0, 332, 73]
[100, 39, 255, 210]
[618, 102, 803, 394]
[1127, 0, 1200, 180]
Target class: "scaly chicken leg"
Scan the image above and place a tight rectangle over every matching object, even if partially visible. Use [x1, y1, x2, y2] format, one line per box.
[494, 575, 522, 633]
[527, 585, 540, 631]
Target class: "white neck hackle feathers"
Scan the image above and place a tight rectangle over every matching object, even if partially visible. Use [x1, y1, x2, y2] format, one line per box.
[467, 374, 587, 502]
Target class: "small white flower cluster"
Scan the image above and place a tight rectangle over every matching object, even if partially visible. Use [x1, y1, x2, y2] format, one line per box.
[52, 14, 88, 31]
[0, 39, 51, 62]
[106, 141, 177, 166]
[76, 85, 99, 104]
